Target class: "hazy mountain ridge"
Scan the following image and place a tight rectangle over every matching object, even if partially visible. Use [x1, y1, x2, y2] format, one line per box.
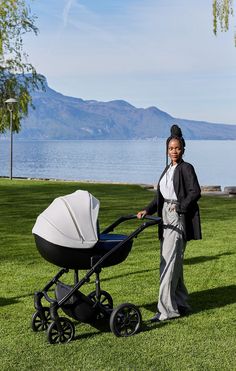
[17, 79, 236, 140]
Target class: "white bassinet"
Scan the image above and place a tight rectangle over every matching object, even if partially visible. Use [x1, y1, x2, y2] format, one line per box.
[32, 190, 133, 269]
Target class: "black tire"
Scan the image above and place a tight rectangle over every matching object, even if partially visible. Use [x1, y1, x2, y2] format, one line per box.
[110, 303, 142, 337]
[47, 317, 75, 344]
[88, 290, 113, 309]
[31, 307, 51, 332]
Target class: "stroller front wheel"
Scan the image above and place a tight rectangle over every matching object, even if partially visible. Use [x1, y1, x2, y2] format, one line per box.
[31, 307, 51, 332]
[47, 317, 75, 344]
[110, 303, 142, 337]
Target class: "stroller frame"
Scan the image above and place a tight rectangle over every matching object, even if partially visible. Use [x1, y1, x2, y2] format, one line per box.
[32, 214, 161, 344]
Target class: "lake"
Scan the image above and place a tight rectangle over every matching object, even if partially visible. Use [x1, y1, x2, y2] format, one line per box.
[0, 139, 235, 189]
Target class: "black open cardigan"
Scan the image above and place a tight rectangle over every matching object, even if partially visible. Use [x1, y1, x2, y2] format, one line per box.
[145, 160, 202, 241]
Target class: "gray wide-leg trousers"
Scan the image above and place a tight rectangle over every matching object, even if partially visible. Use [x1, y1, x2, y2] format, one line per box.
[157, 201, 190, 320]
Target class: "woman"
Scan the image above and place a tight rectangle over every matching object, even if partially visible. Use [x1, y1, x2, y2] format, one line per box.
[137, 125, 202, 322]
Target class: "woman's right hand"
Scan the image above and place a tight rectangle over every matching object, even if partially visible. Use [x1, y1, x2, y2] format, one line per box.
[137, 210, 147, 219]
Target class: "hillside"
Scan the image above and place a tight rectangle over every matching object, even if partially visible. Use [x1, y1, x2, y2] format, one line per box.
[16, 79, 236, 140]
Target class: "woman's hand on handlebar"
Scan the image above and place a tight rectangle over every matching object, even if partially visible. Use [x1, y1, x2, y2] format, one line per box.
[137, 210, 147, 219]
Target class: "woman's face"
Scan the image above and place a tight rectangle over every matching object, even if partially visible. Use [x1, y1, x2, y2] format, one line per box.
[168, 138, 183, 164]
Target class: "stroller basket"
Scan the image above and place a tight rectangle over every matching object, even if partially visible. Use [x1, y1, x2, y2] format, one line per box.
[55, 281, 96, 322]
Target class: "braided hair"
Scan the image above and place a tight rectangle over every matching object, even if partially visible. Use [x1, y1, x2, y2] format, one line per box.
[166, 124, 185, 166]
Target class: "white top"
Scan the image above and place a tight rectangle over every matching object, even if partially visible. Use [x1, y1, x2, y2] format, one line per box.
[32, 190, 100, 249]
[159, 164, 178, 200]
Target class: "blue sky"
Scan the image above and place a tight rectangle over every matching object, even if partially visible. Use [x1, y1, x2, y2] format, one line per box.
[24, 0, 236, 124]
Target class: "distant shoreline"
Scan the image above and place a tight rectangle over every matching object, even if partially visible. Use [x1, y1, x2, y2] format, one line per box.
[1, 175, 235, 196]
[1, 140, 235, 188]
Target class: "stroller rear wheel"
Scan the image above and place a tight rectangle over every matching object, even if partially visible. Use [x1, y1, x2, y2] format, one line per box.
[88, 290, 113, 309]
[31, 307, 51, 332]
[47, 317, 75, 344]
[110, 303, 142, 337]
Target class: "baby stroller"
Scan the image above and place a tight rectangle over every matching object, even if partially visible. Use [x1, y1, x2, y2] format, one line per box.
[31, 190, 161, 344]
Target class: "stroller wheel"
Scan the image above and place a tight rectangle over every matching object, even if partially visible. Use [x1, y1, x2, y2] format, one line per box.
[31, 307, 51, 332]
[110, 303, 142, 337]
[88, 290, 113, 309]
[47, 317, 75, 344]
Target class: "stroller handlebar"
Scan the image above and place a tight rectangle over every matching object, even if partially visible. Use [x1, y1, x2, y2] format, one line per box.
[101, 214, 161, 234]
[141, 215, 162, 222]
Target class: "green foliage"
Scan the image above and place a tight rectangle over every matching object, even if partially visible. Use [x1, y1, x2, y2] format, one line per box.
[0, 0, 45, 133]
[213, 0, 236, 45]
[0, 0, 38, 65]
[0, 179, 235, 370]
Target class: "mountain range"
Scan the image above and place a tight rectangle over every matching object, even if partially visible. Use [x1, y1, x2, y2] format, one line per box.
[17, 78, 236, 140]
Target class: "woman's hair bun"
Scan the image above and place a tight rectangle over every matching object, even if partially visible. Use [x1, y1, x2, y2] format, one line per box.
[170, 124, 182, 138]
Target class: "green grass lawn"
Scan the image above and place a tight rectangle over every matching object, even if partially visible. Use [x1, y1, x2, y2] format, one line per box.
[0, 179, 235, 370]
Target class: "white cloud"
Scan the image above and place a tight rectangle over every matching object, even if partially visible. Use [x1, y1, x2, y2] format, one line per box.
[62, 0, 75, 27]
[54, 0, 235, 76]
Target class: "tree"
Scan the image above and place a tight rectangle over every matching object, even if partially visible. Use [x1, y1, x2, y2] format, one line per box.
[213, 0, 236, 45]
[0, 0, 45, 133]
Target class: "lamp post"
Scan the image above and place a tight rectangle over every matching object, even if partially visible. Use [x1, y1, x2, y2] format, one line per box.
[5, 98, 17, 180]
